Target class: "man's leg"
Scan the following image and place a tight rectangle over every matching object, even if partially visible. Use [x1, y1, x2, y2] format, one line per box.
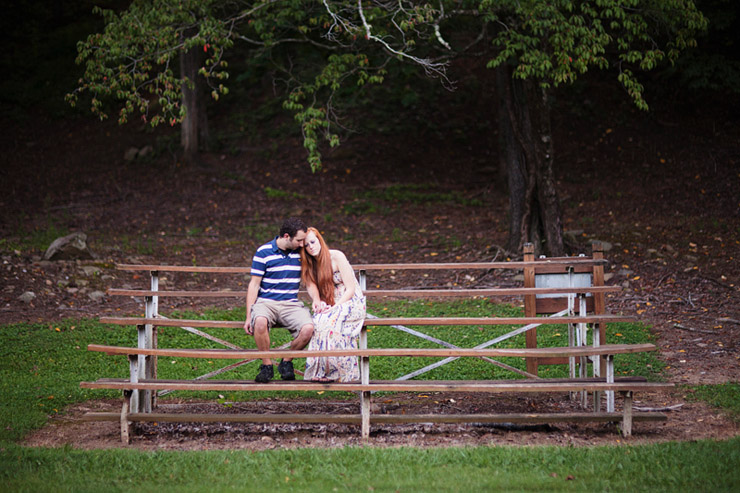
[288, 323, 314, 355]
[278, 323, 313, 381]
[253, 316, 272, 365]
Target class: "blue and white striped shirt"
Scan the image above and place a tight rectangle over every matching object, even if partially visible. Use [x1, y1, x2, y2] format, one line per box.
[251, 238, 302, 301]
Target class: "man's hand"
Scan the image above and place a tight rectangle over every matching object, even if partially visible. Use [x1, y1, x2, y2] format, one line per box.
[244, 317, 253, 335]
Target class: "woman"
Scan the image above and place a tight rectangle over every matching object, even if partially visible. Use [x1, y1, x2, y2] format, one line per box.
[300, 227, 366, 382]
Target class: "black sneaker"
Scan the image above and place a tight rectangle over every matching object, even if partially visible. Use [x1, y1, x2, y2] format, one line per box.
[278, 359, 295, 380]
[255, 364, 274, 383]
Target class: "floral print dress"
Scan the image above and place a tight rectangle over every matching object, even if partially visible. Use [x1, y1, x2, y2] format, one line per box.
[304, 270, 366, 382]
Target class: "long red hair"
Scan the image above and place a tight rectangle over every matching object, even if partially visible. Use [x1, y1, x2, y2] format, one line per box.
[300, 227, 335, 305]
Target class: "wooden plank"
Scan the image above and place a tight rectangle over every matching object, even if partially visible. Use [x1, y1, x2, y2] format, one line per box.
[117, 264, 252, 273]
[535, 297, 595, 315]
[531, 263, 598, 274]
[107, 286, 622, 299]
[80, 379, 673, 393]
[351, 259, 608, 270]
[108, 289, 249, 298]
[116, 259, 609, 274]
[365, 315, 636, 325]
[87, 343, 657, 360]
[83, 411, 667, 424]
[366, 287, 620, 297]
[98, 314, 636, 329]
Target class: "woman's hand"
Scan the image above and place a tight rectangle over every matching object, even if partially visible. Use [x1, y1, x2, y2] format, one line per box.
[313, 300, 330, 314]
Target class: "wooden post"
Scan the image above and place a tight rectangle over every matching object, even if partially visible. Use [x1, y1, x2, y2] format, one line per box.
[578, 292, 589, 408]
[121, 390, 132, 445]
[149, 270, 159, 410]
[141, 296, 153, 414]
[606, 355, 615, 412]
[358, 269, 371, 439]
[130, 340, 140, 414]
[523, 243, 538, 375]
[622, 391, 633, 437]
[591, 243, 610, 411]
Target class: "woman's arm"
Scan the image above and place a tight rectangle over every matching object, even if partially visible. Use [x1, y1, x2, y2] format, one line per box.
[305, 278, 328, 313]
[332, 249, 357, 305]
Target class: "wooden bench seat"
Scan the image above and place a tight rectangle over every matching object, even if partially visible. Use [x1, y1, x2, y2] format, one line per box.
[83, 411, 668, 426]
[86, 343, 657, 359]
[82, 377, 671, 394]
[99, 314, 636, 329]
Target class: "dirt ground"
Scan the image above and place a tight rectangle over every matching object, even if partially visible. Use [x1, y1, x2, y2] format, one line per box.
[2, 81, 739, 450]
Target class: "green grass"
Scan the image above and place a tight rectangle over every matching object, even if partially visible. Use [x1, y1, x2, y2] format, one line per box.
[686, 382, 740, 421]
[0, 217, 70, 255]
[1, 438, 739, 492]
[263, 187, 308, 200]
[342, 184, 483, 216]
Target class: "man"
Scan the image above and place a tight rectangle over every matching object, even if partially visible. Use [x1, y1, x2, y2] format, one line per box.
[244, 217, 314, 382]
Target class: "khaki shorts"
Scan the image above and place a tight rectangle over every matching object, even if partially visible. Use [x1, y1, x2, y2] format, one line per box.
[251, 298, 313, 338]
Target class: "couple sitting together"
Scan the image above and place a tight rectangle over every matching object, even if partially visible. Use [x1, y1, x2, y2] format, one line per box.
[243, 217, 366, 383]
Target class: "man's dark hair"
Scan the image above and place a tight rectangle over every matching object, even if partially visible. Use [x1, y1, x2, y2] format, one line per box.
[279, 217, 307, 238]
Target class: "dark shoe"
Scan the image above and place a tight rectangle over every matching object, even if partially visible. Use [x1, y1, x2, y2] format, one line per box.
[278, 359, 295, 380]
[255, 364, 274, 383]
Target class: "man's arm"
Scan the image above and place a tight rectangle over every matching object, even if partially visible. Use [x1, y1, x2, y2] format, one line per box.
[244, 275, 262, 335]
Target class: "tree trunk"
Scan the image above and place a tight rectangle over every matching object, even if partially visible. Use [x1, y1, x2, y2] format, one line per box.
[180, 42, 210, 165]
[496, 66, 564, 257]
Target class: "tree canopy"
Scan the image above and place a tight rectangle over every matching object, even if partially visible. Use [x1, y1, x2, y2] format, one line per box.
[68, 0, 708, 255]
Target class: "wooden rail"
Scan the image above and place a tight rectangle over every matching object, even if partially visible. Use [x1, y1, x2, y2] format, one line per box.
[107, 286, 622, 298]
[114, 258, 608, 273]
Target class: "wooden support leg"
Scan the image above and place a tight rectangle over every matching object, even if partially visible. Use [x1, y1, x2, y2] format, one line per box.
[128, 354, 139, 414]
[121, 390, 132, 445]
[361, 390, 371, 440]
[592, 323, 602, 412]
[622, 391, 633, 437]
[359, 326, 371, 440]
[606, 355, 615, 412]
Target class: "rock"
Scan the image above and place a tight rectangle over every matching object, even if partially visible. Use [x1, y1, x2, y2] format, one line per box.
[18, 291, 36, 303]
[138, 145, 154, 158]
[124, 147, 139, 161]
[43, 232, 94, 261]
[81, 266, 101, 276]
[124, 145, 154, 161]
[88, 291, 106, 303]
